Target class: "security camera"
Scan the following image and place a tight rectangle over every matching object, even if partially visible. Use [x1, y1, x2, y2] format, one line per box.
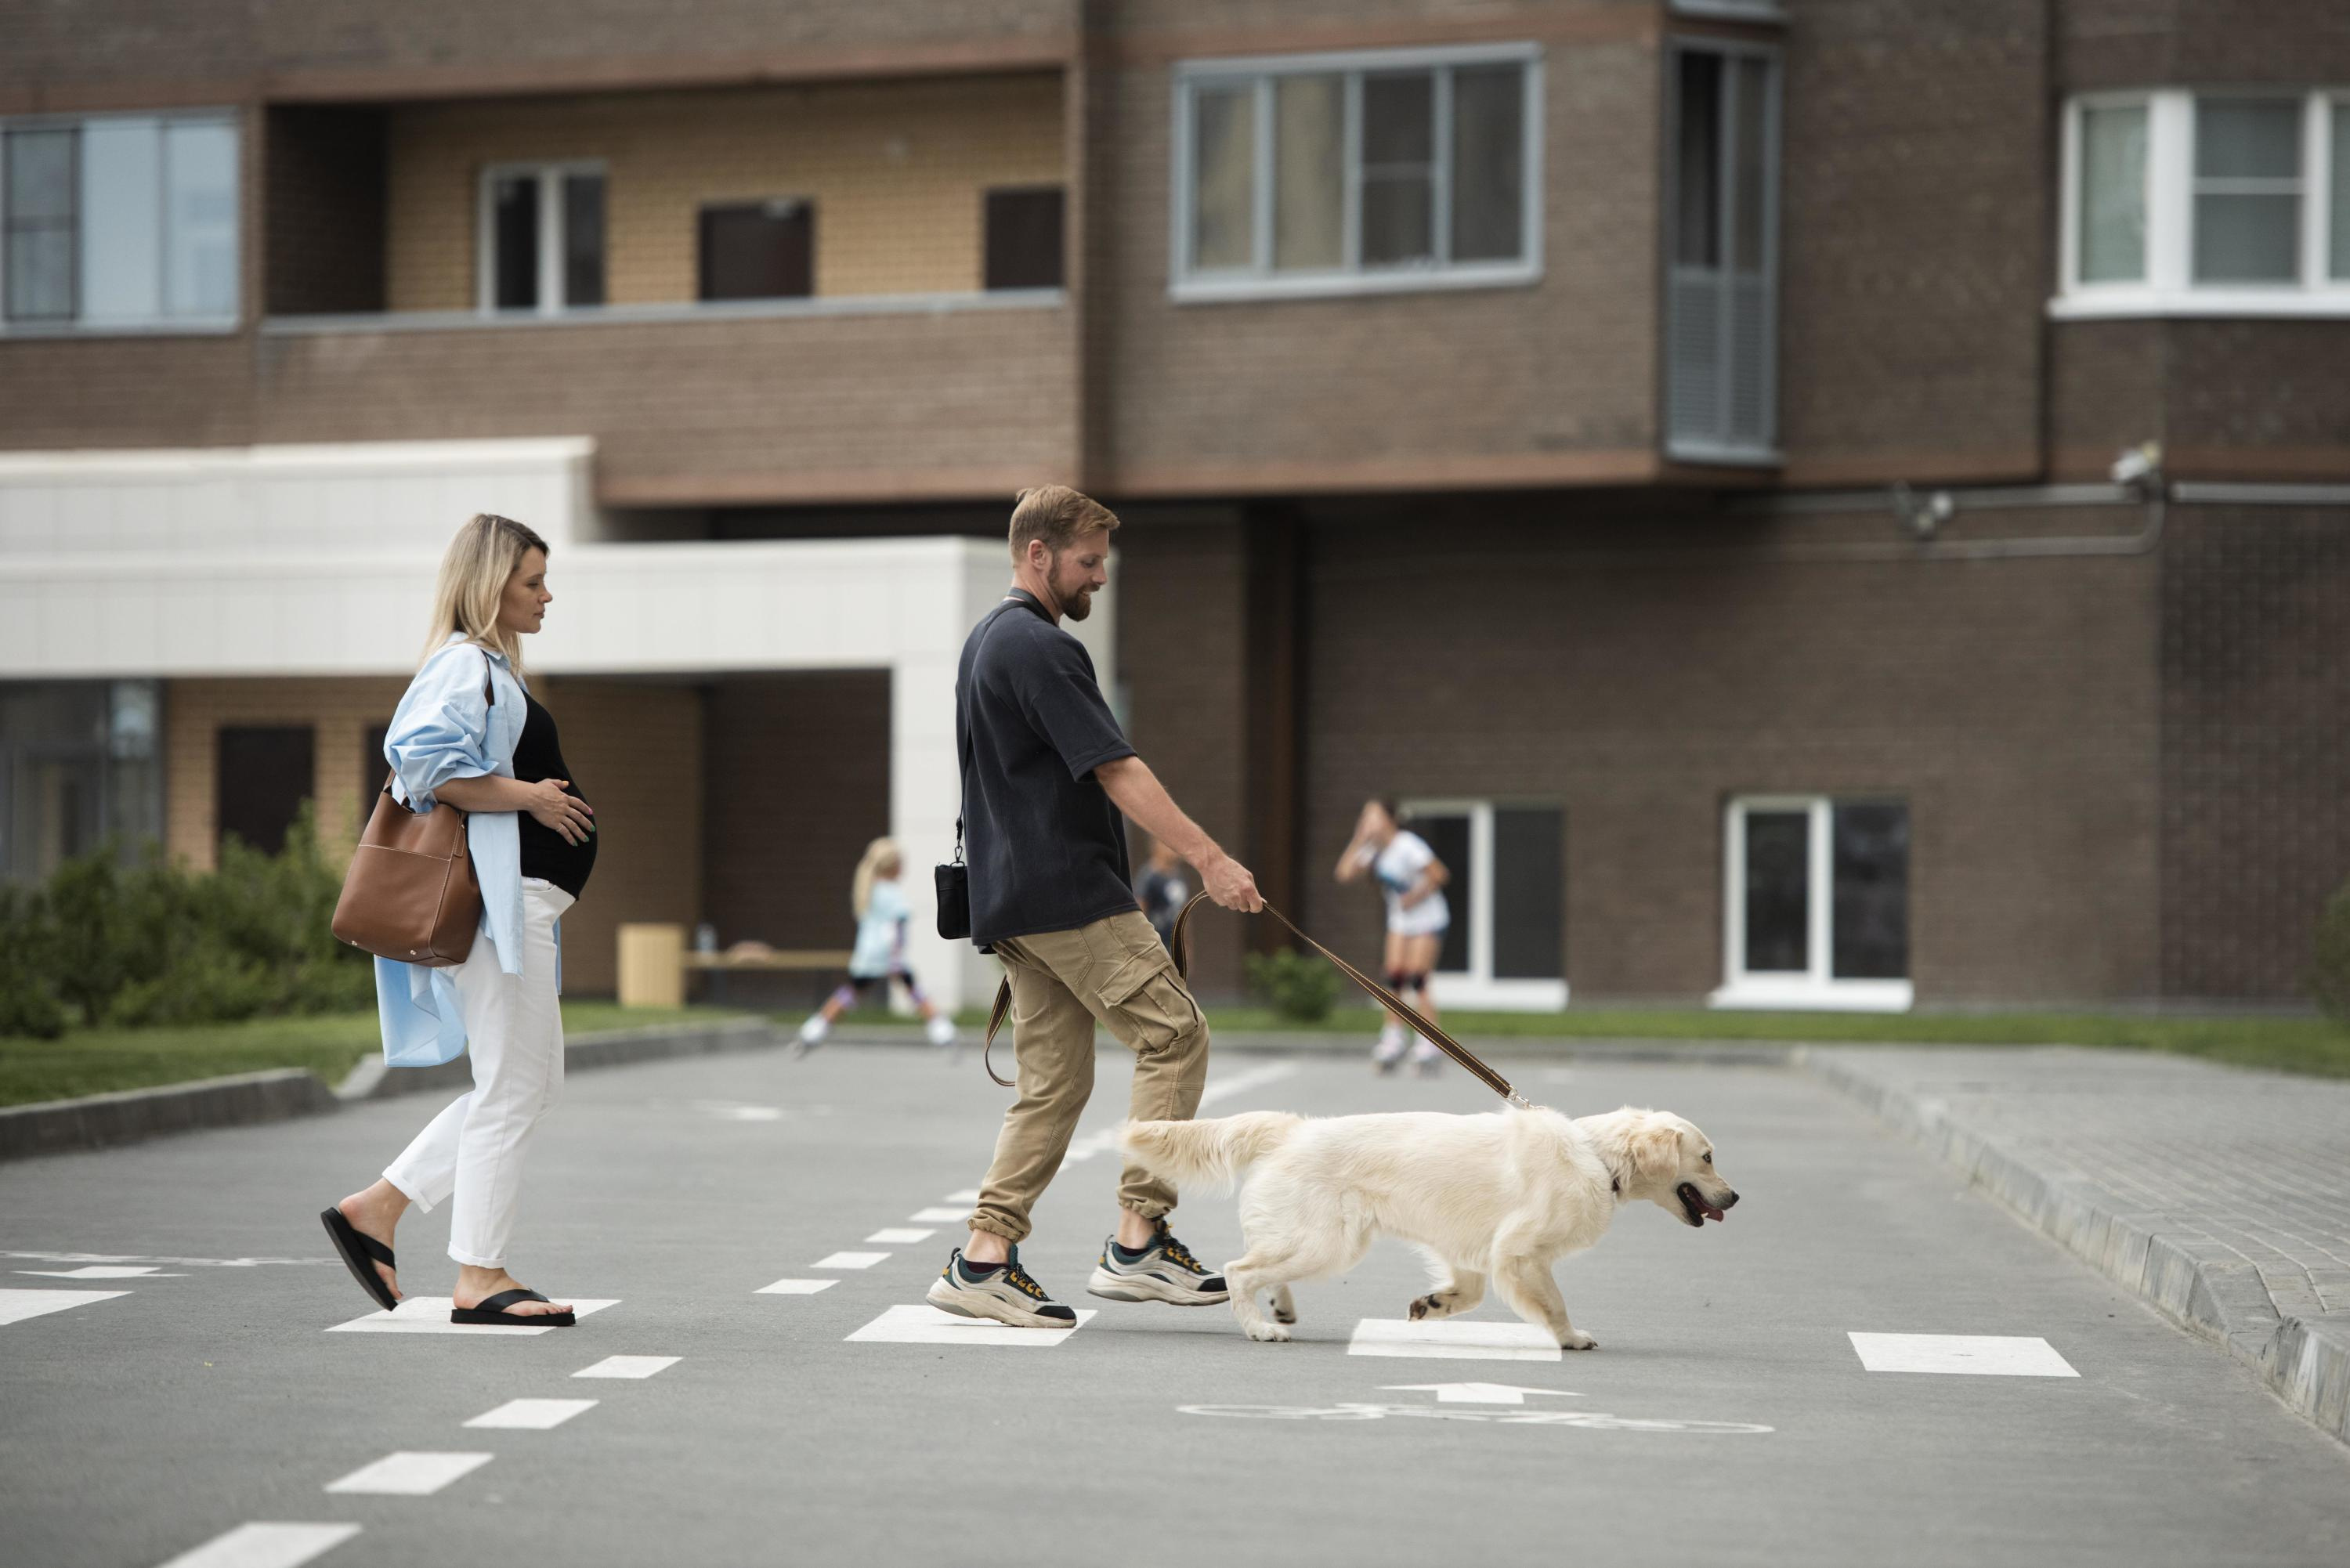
[2110, 442, 2164, 490]
[1891, 482, 1955, 540]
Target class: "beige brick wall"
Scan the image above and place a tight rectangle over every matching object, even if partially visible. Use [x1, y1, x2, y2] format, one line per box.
[164, 677, 412, 871]
[387, 74, 1065, 310]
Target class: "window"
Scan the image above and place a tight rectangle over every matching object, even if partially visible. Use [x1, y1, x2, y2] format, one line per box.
[1, 681, 163, 883]
[216, 726, 313, 857]
[479, 163, 605, 314]
[1714, 797, 1911, 1011]
[1398, 800, 1566, 1010]
[1667, 42, 1780, 461]
[2059, 90, 2350, 315]
[699, 200, 813, 301]
[1170, 44, 1542, 299]
[984, 186, 1065, 291]
[1, 113, 238, 331]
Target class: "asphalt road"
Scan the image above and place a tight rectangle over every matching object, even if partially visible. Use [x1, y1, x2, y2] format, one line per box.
[3, 1043, 2346, 1568]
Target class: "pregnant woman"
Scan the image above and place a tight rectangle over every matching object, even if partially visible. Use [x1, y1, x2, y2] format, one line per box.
[320, 513, 598, 1325]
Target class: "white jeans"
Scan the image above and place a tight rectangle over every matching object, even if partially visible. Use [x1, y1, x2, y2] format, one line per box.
[384, 879, 573, 1269]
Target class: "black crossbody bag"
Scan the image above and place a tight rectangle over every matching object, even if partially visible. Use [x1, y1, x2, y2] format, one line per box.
[935, 822, 971, 940]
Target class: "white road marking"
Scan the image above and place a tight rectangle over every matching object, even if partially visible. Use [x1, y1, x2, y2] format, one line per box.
[323, 1451, 493, 1496]
[0, 1288, 131, 1325]
[1381, 1382, 1581, 1404]
[812, 1252, 889, 1270]
[2, 1250, 329, 1269]
[324, 1297, 618, 1336]
[1848, 1332, 2080, 1377]
[864, 1228, 935, 1245]
[693, 1100, 782, 1122]
[573, 1355, 679, 1379]
[1195, 1060, 1303, 1108]
[155, 1521, 361, 1568]
[941, 1189, 982, 1205]
[846, 1304, 1094, 1346]
[463, 1397, 598, 1429]
[755, 1278, 838, 1295]
[19, 1265, 181, 1278]
[1347, 1319, 1563, 1362]
[908, 1208, 967, 1223]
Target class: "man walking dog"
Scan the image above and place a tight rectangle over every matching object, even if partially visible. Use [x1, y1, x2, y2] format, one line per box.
[928, 485, 1264, 1328]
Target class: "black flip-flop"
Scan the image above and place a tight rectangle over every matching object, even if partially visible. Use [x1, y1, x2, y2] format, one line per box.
[319, 1206, 400, 1313]
[451, 1288, 577, 1328]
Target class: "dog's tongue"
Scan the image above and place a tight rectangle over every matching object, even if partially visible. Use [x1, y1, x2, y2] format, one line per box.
[1698, 1196, 1725, 1223]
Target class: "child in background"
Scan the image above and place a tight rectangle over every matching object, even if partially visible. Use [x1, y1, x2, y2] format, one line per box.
[794, 837, 958, 1053]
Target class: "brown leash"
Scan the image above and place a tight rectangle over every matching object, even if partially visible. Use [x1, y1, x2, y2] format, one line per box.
[981, 892, 1533, 1110]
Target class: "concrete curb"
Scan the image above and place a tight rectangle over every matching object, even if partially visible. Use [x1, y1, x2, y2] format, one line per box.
[0, 1070, 338, 1163]
[0, 1016, 780, 1162]
[1798, 1046, 2350, 1450]
[335, 1015, 777, 1101]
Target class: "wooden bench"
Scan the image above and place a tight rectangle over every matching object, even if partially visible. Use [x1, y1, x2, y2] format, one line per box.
[617, 923, 851, 1008]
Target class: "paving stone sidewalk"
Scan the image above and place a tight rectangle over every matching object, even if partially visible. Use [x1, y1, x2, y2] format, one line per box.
[1804, 1045, 2350, 1447]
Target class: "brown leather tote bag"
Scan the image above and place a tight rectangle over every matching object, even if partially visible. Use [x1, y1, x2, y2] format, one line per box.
[331, 655, 492, 966]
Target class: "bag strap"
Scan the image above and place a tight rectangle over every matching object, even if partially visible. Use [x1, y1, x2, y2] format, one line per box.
[981, 892, 1530, 1109]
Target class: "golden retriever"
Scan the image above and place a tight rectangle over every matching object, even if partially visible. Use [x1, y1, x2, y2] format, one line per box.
[1120, 1104, 1737, 1348]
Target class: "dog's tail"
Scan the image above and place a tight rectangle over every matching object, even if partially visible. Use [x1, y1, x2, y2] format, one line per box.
[1120, 1111, 1302, 1191]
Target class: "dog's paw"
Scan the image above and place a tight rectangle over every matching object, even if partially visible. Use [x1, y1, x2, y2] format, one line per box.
[1271, 1301, 1297, 1326]
[1408, 1292, 1455, 1322]
[1559, 1330, 1598, 1351]
[1243, 1321, 1293, 1342]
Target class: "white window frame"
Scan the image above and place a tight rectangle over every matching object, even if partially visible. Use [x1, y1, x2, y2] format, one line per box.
[1169, 42, 1544, 303]
[0, 108, 241, 337]
[1711, 795, 1913, 1013]
[1399, 797, 1568, 1012]
[2055, 88, 2350, 318]
[476, 160, 607, 316]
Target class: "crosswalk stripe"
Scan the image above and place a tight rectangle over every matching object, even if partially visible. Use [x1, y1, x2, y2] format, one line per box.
[323, 1452, 492, 1496]
[154, 1522, 361, 1568]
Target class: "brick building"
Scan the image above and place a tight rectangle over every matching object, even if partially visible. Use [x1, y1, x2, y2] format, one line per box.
[2, 1, 2344, 1011]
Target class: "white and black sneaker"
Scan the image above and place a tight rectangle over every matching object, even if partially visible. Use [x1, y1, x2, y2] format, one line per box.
[1086, 1222, 1229, 1306]
[926, 1246, 1077, 1328]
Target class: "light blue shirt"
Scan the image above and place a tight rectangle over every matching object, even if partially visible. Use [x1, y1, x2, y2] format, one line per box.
[371, 634, 543, 1067]
[849, 880, 909, 978]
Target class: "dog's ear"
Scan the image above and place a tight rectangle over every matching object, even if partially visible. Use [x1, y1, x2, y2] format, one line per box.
[1629, 1118, 1683, 1183]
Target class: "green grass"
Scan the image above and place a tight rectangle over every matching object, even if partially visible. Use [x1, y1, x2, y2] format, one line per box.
[921, 1002, 2350, 1078]
[0, 1002, 731, 1108]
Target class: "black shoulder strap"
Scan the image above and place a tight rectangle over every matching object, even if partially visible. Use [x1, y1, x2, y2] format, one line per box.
[954, 598, 1032, 858]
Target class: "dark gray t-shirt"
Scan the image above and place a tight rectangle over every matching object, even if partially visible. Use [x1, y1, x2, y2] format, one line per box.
[956, 591, 1137, 947]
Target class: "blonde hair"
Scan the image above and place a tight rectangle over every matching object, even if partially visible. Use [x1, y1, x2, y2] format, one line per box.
[1008, 484, 1119, 562]
[851, 836, 902, 919]
[422, 513, 550, 673]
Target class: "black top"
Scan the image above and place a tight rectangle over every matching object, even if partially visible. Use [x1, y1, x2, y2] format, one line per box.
[956, 591, 1137, 947]
[514, 690, 596, 900]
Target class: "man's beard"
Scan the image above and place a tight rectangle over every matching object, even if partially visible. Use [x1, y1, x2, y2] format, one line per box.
[1061, 587, 1093, 621]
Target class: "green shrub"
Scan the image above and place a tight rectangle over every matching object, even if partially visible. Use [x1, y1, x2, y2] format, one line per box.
[2, 802, 371, 1036]
[1245, 947, 1339, 1023]
[0, 883, 67, 1039]
[2312, 879, 2350, 1026]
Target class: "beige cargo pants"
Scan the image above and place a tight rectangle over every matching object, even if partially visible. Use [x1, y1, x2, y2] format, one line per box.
[967, 908, 1210, 1244]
